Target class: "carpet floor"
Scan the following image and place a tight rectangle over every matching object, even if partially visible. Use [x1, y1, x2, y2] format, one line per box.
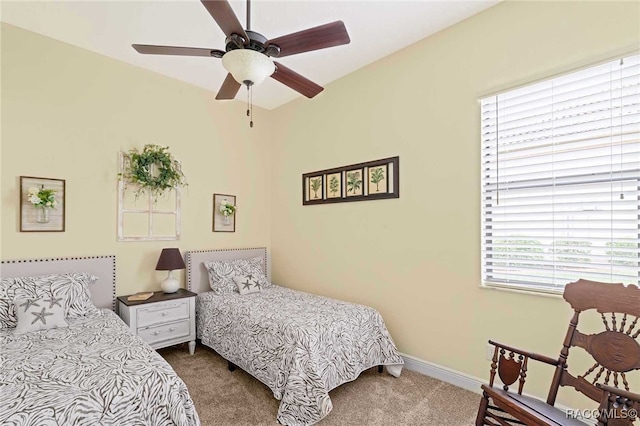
[159, 343, 481, 426]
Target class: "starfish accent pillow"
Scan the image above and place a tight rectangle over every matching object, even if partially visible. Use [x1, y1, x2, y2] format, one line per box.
[14, 296, 67, 334]
[205, 257, 269, 295]
[232, 275, 262, 295]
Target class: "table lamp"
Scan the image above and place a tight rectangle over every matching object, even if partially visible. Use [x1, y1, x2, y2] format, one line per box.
[155, 248, 186, 293]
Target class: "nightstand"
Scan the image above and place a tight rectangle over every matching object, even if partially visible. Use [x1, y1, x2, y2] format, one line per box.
[117, 289, 197, 355]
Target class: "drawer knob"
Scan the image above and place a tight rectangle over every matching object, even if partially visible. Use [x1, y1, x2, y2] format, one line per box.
[152, 331, 160, 336]
[161, 312, 168, 316]
[169, 327, 176, 332]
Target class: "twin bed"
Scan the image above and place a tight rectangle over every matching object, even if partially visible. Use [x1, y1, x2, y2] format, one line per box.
[0, 256, 199, 426]
[1, 248, 403, 426]
[186, 247, 404, 426]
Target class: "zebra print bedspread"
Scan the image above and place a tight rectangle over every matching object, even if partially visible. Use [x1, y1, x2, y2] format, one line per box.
[196, 285, 404, 426]
[0, 309, 200, 426]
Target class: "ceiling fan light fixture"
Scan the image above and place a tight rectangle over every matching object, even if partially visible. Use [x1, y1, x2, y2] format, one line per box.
[222, 49, 275, 86]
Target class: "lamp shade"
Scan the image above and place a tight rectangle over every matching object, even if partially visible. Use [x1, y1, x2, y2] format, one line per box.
[155, 248, 186, 271]
[222, 49, 275, 86]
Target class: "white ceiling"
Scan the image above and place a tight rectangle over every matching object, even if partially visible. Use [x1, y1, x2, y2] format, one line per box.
[1, 0, 499, 110]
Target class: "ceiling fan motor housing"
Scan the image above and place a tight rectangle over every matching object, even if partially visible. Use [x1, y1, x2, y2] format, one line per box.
[225, 30, 279, 57]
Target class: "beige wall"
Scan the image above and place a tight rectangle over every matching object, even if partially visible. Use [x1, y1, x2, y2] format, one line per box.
[1, 23, 271, 296]
[2, 0, 639, 408]
[269, 1, 640, 406]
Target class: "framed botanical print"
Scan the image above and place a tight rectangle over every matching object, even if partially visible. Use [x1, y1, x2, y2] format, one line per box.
[345, 168, 364, 197]
[303, 175, 324, 204]
[367, 164, 388, 195]
[302, 156, 399, 205]
[326, 172, 342, 199]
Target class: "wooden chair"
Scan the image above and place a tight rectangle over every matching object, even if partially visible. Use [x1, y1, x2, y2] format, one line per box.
[476, 279, 640, 426]
[596, 384, 639, 426]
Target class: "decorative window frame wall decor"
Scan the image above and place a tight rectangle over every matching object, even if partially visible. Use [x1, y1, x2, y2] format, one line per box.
[117, 152, 182, 241]
[302, 156, 399, 205]
[19, 176, 66, 232]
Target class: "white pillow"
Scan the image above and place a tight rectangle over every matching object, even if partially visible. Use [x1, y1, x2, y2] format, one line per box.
[14, 296, 68, 334]
[233, 275, 262, 295]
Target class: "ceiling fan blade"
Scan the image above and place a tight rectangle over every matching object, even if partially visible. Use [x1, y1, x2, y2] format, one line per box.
[201, 0, 248, 44]
[266, 21, 350, 58]
[216, 73, 242, 100]
[271, 62, 323, 98]
[132, 44, 225, 58]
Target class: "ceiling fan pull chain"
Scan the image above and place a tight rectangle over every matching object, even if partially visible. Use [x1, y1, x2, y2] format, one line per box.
[246, 85, 250, 117]
[245, 85, 254, 128]
[250, 85, 254, 128]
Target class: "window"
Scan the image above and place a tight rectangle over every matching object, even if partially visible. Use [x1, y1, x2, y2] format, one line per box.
[481, 54, 640, 293]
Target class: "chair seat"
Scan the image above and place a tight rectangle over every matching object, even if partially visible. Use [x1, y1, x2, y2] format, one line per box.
[482, 385, 586, 426]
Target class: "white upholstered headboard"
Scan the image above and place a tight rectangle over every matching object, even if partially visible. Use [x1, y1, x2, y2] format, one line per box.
[186, 247, 269, 294]
[1, 255, 116, 311]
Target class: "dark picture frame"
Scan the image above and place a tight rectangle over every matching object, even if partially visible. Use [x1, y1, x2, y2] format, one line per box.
[20, 176, 66, 232]
[302, 156, 399, 205]
[212, 193, 236, 232]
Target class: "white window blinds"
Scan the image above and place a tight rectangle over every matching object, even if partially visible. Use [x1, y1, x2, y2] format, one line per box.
[481, 54, 640, 292]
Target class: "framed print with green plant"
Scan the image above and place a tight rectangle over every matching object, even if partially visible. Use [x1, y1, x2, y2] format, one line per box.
[303, 175, 324, 204]
[302, 156, 399, 205]
[367, 164, 388, 195]
[345, 168, 364, 197]
[326, 172, 342, 199]
[213, 194, 237, 232]
[20, 176, 66, 232]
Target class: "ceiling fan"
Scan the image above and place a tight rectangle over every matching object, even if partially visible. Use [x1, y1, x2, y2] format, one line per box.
[132, 0, 351, 102]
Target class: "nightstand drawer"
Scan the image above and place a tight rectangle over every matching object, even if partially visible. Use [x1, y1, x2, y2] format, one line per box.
[136, 299, 190, 327]
[138, 319, 191, 345]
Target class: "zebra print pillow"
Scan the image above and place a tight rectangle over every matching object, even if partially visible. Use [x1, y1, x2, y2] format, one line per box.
[204, 257, 269, 294]
[0, 273, 99, 329]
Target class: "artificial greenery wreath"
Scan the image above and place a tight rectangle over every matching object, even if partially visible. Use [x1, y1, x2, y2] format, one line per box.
[120, 144, 187, 198]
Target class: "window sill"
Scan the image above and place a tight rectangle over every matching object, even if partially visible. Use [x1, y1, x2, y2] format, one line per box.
[480, 282, 564, 299]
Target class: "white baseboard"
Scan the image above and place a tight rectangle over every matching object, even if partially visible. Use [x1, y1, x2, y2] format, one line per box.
[399, 352, 594, 425]
[400, 352, 484, 394]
